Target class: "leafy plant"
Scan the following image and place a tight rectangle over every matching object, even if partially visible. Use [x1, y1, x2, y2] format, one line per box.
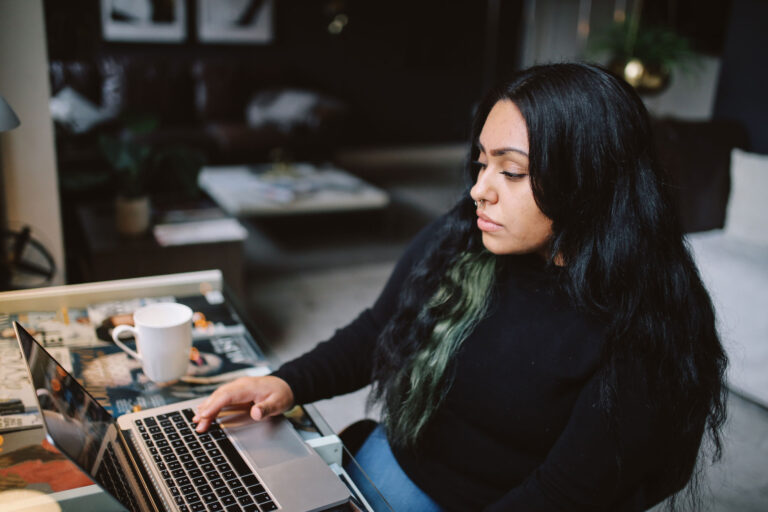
[98, 114, 158, 199]
[589, 20, 701, 74]
[98, 114, 206, 200]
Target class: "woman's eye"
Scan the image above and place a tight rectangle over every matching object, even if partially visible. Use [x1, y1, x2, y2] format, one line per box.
[500, 170, 527, 179]
[471, 160, 487, 170]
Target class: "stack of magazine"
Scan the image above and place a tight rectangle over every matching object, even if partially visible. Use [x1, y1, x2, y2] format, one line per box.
[0, 293, 271, 432]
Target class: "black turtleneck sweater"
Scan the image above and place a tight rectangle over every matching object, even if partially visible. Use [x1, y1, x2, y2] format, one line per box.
[273, 220, 696, 511]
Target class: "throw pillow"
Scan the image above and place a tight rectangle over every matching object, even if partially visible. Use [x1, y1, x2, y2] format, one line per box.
[724, 148, 768, 246]
[49, 86, 113, 134]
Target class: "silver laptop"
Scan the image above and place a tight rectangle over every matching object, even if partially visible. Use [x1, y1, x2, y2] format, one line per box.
[14, 322, 351, 512]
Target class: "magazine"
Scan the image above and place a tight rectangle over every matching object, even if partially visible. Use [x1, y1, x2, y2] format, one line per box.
[69, 333, 270, 417]
[0, 339, 72, 432]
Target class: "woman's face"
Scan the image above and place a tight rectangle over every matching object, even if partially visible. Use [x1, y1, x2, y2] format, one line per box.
[470, 100, 553, 257]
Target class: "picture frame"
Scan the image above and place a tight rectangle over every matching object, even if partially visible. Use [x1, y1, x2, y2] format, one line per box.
[197, 0, 274, 44]
[100, 0, 187, 43]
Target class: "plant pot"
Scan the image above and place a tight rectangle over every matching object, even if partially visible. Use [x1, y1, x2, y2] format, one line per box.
[115, 195, 151, 236]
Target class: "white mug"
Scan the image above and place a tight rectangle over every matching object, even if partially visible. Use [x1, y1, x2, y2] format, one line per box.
[111, 302, 193, 384]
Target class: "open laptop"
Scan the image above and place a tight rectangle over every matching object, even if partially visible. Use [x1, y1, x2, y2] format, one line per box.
[14, 322, 351, 512]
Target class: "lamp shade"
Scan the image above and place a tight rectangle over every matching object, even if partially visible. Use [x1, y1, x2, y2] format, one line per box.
[0, 94, 21, 132]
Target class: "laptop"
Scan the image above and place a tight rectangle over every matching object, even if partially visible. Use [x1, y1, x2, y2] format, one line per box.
[13, 322, 351, 512]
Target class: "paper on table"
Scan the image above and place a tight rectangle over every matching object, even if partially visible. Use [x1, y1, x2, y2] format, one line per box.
[153, 218, 248, 247]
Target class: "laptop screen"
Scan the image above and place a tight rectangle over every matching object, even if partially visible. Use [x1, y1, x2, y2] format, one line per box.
[14, 322, 136, 498]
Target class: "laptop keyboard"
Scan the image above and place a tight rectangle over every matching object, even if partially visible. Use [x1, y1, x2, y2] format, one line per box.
[135, 408, 278, 512]
[96, 443, 142, 512]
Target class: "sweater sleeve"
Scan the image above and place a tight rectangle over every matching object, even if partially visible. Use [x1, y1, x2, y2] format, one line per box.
[484, 363, 693, 512]
[271, 220, 440, 406]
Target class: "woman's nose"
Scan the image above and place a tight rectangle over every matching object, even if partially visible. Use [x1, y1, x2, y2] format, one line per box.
[470, 169, 498, 204]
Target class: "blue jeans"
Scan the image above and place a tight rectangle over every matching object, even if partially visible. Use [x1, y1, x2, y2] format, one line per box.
[346, 425, 444, 512]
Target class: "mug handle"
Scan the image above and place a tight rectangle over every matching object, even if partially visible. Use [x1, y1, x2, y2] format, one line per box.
[111, 324, 142, 361]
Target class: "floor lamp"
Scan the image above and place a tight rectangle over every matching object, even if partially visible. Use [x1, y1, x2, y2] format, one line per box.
[0, 94, 21, 289]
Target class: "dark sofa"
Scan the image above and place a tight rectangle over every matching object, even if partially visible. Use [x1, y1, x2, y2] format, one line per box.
[49, 56, 348, 174]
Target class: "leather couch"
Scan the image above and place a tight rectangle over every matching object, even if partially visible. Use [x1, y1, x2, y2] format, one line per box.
[49, 55, 348, 175]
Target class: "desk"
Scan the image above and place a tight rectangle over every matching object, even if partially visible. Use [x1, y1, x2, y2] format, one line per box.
[76, 204, 245, 299]
[0, 271, 386, 511]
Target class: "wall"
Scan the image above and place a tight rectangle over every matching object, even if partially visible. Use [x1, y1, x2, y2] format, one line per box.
[714, 0, 768, 153]
[0, 0, 64, 285]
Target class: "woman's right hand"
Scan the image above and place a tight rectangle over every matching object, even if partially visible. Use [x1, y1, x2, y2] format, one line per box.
[192, 375, 295, 433]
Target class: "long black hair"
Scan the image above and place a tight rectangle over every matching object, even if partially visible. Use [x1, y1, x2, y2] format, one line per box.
[370, 62, 727, 509]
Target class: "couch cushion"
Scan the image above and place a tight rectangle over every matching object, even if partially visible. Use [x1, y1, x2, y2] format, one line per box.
[653, 118, 749, 233]
[687, 230, 768, 407]
[725, 149, 768, 246]
[99, 56, 195, 124]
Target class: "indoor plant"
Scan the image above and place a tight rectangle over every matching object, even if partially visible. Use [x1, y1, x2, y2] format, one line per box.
[588, 1, 700, 95]
[99, 115, 206, 236]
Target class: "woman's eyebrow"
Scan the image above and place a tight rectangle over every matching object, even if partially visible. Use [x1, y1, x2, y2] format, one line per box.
[477, 142, 529, 158]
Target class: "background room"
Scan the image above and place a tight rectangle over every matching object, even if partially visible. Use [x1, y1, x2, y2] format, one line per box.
[1, 1, 766, 510]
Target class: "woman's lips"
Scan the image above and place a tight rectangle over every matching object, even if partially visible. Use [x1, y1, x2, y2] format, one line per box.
[477, 213, 503, 232]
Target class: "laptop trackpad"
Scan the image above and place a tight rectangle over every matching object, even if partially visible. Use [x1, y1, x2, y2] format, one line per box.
[219, 412, 311, 468]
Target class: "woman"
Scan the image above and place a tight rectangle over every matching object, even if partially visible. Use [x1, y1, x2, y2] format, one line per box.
[194, 63, 727, 511]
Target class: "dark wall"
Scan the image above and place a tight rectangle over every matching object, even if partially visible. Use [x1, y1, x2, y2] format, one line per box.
[44, 0, 524, 147]
[713, 0, 768, 153]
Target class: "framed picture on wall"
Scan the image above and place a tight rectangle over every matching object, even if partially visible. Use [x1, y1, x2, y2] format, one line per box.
[197, 0, 274, 44]
[100, 0, 187, 43]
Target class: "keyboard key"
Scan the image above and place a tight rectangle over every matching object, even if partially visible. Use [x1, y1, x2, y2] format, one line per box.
[172, 469, 186, 478]
[216, 487, 231, 497]
[208, 503, 224, 511]
[254, 493, 270, 505]
[246, 484, 264, 495]
[233, 487, 247, 497]
[210, 478, 226, 489]
[206, 470, 219, 481]
[174, 495, 186, 505]
[238, 495, 254, 506]
[197, 484, 212, 496]
[243, 505, 258, 512]
[260, 501, 277, 511]
[177, 476, 191, 487]
[191, 503, 206, 512]
[242, 475, 259, 487]
[222, 471, 236, 481]
[181, 485, 195, 495]
[203, 493, 218, 504]
[222, 495, 236, 506]
[216, 463, 232, 473]
[193, 476, 207, 486]
[227, 505, 242, 512]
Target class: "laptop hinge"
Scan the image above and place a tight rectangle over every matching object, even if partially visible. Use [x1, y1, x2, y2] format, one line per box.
[118, 427, 164, 512]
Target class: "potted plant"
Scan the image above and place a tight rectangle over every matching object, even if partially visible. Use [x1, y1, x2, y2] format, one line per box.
[588, 0, 700, 95]
[99, 115, 156, 235]
[99, 115, 205, 236]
